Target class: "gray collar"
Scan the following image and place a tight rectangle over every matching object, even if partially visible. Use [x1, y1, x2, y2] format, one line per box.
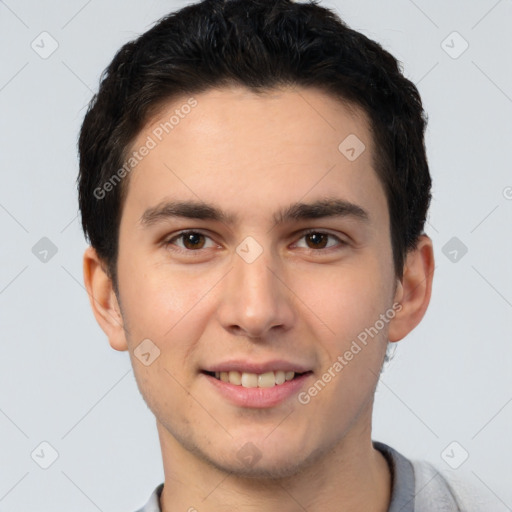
[373, 440, 416, 512]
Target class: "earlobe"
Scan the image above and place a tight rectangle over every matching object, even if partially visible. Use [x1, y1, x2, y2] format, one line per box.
[387, 235, 435, 343]
[82, 246, 128, 351]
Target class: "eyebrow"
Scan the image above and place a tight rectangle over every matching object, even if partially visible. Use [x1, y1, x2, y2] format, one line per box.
[139, 197, 369, 228]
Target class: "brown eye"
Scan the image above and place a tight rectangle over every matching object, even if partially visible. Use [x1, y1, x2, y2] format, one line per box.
[181, 232, 206, 250]
[295, 231, 344, 251]
[165, 231, 214, 252]
[304, 232, 329, 249]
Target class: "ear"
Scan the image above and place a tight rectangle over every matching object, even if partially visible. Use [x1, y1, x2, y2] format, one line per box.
[83, 246, 128, 351]
[387, 235, 435, 342]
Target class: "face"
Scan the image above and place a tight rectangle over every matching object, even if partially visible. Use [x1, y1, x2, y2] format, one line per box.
[113, 85, 401, 477]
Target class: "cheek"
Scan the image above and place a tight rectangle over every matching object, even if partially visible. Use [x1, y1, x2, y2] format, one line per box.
[295, 262, 392, 419]
[119, 263, 213, 414]
[118, 255, 221, 357]
[120, 250, 186, 320]
[294, 257, 393, 346]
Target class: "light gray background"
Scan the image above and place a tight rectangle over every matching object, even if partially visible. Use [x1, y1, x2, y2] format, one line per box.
[1, 0, 511, 510]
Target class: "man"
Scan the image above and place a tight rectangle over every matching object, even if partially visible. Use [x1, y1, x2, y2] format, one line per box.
[78, 0, 486, 510]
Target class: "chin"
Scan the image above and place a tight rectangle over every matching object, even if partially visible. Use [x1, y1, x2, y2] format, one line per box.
[216, 453, 311, 480]
[199, 438, 328, 481]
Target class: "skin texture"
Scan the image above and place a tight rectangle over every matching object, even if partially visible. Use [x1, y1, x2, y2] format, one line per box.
[83, 84, 434, 512]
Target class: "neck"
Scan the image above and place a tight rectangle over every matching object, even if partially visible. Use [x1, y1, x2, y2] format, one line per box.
[157, 422, 391, 512]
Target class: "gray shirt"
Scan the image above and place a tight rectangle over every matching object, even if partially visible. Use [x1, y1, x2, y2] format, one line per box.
[133, 441, 468, 512]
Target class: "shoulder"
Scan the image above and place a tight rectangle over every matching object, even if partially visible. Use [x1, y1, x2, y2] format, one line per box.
[132, 483, 164, 512]
[410, 458, 492, 512]
[374, 441, 495, 512]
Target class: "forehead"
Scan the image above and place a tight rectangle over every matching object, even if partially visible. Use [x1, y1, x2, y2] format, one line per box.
[122, 84, 386, 229]
[138, 84, 371, 155]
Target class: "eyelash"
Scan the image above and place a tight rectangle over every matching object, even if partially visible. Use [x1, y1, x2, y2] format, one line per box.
[162, 229, 347, 255]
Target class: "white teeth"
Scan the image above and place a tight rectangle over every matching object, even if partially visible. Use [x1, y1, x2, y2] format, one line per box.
[275, 370, 286, 385]
[228, 370, 242, 385]
[258, 372, 275, 388]
[212, 370, 299, 387]
[241, 372, 258, 387]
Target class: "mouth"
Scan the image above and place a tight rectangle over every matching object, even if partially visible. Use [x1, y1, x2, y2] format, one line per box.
[201, 370, 312, 388]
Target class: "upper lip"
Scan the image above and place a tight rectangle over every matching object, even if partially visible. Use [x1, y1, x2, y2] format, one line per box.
[203, 359, 312, 374]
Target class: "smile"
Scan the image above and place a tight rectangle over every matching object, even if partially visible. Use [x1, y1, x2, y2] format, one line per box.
[205, 370, 307, 388]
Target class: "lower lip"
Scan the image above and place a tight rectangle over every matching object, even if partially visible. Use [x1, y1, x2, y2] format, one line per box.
[202, 372, 313, 408]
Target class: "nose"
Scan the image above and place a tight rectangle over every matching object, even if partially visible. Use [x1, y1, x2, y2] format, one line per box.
[215, 240, 295, 339]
